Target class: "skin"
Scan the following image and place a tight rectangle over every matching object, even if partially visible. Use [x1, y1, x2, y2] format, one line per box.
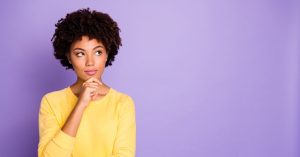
[62, 36, 111, 137]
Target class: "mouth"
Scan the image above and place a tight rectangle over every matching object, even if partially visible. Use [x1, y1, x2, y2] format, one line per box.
[84, 70, 97, 76]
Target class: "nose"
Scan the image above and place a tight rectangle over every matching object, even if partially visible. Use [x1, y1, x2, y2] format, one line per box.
[85, 54, 94, 66]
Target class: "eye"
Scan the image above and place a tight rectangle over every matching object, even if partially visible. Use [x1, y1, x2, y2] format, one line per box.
[95, 51, 102, 56]
[75, 52, 84, 57]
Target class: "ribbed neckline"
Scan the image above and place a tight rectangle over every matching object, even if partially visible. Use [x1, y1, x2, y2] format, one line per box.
[66, 86, 113, 105]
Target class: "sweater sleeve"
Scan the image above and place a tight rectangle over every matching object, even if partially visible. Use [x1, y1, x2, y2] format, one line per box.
[38, 95, 75, 157]
[110, 96, 136, 157]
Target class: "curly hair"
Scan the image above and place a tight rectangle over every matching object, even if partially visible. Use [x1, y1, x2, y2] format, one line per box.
[51, 8, 122, 69]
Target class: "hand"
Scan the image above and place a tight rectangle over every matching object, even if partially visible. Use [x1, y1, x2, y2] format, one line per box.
[77, 77, 103, 107]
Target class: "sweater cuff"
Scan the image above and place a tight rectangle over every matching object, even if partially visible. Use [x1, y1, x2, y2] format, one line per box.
[52, 130, 75, 151]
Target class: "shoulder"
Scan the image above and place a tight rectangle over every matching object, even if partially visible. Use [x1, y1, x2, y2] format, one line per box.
[109, 88, 135, 110]
[110, 88, 134, 104]
[109, 89, 136, 118]
[42, 88, 67, 102]
[39, 87, 71, 125]
[40, 87, 68, 110]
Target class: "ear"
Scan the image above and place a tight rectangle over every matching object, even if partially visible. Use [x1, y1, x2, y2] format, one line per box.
[66, 54, 72, 64]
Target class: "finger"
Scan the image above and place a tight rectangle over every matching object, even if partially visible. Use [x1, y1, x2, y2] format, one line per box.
[94, 79, 103, 86]
[89, 88, 98, 96]
[86, 77, 98, 83]
[84, 80, 102, 88]
[84, 82, 99, 87]
[90, 90, 96, 96]
[85, 85, 99, 90]
[87, 77, 103, 86]
[82, 82, 97, 87]
[92, 93, 98, 100]
[83, 81, 99, 87]
[91, 91, 98, 100]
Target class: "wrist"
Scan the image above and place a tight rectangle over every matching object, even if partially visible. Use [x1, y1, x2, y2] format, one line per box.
[76, 100, 88, 110]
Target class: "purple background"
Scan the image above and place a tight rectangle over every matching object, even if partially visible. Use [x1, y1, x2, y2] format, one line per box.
[0, 0, 299, 157]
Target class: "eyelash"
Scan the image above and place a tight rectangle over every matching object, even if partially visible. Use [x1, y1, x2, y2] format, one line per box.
[76, 52, 84, 57]
[75, 51, 102, 57]
[95, 51, 102, 56]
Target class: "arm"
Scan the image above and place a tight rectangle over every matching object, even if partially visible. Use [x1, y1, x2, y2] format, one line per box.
[38, 78, 102, 157]
[38, 98, 92, 157]
[38, 96, 76, 157]
[61, 101, 86, 137]
[62, 77, 102, 136]
[109, 97, 136, 157]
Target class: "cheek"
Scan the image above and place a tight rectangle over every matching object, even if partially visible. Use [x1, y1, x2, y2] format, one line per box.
[71, 60, 85, 71]
[96, 57, 107, 66]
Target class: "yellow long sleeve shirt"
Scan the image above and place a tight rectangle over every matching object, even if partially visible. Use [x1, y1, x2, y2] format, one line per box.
[38, 87, 136, 157]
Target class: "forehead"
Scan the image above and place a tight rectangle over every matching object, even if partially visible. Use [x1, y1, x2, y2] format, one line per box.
[71, 36, 105, 49]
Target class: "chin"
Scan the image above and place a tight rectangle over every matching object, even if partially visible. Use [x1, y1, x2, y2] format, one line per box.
[77, 73, 101, 82]
[85, 75, 100, 80]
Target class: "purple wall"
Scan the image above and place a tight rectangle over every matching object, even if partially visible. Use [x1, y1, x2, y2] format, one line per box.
[0, 0, 299, 157]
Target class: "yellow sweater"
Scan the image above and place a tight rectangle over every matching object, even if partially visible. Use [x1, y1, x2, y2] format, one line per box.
[38, 87, 136, 157]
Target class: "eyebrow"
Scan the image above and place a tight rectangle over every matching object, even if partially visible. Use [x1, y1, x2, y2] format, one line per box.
[72, 45, 104, 52]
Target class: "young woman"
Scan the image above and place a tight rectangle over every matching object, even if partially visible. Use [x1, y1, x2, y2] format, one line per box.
[38, 8, 136, 157]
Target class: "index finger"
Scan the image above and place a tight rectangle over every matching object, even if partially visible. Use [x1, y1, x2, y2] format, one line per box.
[86, 77, 103, 86]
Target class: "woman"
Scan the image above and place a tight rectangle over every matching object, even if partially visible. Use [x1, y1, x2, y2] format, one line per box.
[38, 8, 136, 157]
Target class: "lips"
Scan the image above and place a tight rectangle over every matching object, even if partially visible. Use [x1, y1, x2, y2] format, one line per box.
[84, 70, 97, 76]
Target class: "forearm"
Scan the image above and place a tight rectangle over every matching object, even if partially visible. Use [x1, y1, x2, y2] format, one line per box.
[62, 101, 87, 137]
[39, 130, 75, 157]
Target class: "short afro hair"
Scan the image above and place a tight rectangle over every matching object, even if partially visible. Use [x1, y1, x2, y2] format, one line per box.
[51, 8, 122, 69]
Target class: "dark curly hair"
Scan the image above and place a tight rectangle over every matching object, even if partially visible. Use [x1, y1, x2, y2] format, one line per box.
[51, 8, 122, 69]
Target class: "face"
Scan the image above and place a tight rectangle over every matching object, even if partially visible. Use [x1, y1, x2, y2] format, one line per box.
[68, 36, 107, 82]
